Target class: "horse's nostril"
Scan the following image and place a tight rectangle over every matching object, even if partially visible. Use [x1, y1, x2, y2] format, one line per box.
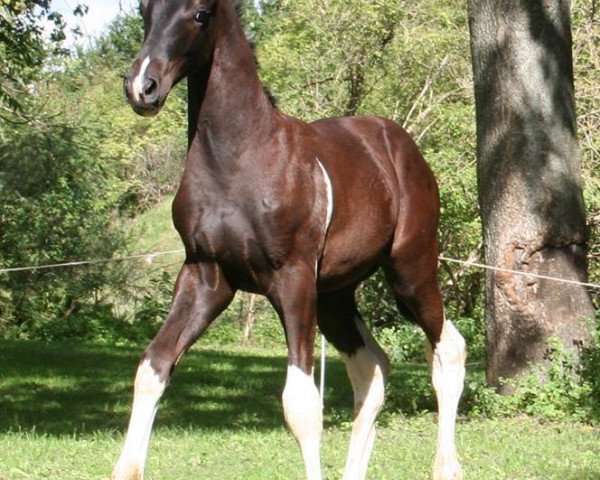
[143, 78, 157, 97]
[123, 78, 132, 101]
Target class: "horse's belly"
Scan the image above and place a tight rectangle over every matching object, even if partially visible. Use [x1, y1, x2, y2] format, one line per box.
[316, 221, 393, 291]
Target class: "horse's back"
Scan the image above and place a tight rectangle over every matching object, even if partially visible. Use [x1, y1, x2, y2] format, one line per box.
[310, 115, 435, 189]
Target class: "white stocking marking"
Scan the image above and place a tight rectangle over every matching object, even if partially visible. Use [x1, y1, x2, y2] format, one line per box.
[282, 366, 323, 480]
[131, 56, 151, 103]
[341, 319, 390, 480]
[112, 359, 166, 480]
[429, 320, 466, 480]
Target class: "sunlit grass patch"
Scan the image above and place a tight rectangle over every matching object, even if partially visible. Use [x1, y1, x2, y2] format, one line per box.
[0, 340, 598, 479]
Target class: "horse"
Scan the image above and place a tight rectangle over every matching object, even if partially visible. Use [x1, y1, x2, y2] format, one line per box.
[113, 1, 466, 479]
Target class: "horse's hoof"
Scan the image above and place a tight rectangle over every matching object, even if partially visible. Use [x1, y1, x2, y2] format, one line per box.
[433, 458, 463, 480]
[111, 462, 142, 480]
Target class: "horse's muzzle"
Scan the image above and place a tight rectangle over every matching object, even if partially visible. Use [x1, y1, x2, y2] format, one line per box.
[123, 74, 162, 117]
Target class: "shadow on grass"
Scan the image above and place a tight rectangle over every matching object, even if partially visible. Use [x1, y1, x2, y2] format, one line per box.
[0, 340, 433, 436]
[560, 469, 600, 480]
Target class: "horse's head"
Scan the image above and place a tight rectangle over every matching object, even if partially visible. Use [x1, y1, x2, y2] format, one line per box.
[124, 0, 218, 116]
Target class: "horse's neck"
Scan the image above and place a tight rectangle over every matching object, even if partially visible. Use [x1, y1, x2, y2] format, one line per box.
[187, 17, 276, 162]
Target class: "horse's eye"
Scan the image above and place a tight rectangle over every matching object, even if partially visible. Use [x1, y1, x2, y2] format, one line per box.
[194, 9, 211, 27]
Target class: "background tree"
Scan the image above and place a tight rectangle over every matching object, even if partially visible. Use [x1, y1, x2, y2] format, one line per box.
[0, 0, 86, 113]
[0, 10, 186, 341]
[468, 0, 595, 390]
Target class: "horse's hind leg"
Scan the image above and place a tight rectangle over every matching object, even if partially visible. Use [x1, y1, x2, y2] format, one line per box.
[112, 262, 234, 480]
[383, 249, 466, 480]
[317, 287, 390, 480]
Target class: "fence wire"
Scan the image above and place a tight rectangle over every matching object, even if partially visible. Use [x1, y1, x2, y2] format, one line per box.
[1, 247, 598, 403]
[1, 249, 598, 291]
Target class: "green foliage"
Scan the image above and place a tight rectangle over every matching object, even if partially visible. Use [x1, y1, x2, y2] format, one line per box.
[357, 270, 397, 327]
[0, 0, 86, 111]
[368, 314, 485, 365]
[467, 336, 599, 423]
[357, 269, 486, 361]
[0, 118, 129, 338]
[52, 25, 187, 213]
[202, 294, 283, 348]
[453, 315, 486, 360]
[374, 324, 425, 363]
[133, 270, 175, 341]
[92, 12, 144, 70]
[0, 8, 188, 341]
[580, 316, 600, 418]
[132, 270, 284, 348]
[572, 1, 600, 294]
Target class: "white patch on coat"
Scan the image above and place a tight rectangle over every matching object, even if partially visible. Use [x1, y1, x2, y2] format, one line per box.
[112, 359, 166, 480]
[132, 56, 151, 103]
[316, 157, 333, 231]
[282, 365, 323, 480]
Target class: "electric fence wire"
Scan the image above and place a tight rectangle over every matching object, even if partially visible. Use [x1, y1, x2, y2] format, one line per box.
[1, 250, 598, 291]
[1, 248, 598, 404]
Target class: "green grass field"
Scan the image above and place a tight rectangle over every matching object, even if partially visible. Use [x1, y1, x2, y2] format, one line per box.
[129, 196, 180, 255]
[0, 340, 598, 479]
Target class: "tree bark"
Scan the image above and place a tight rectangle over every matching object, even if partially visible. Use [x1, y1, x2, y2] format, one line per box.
[468, 0, 594, 391]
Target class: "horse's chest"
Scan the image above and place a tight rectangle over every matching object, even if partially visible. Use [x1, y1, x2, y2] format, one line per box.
[173, 193, 293, 287]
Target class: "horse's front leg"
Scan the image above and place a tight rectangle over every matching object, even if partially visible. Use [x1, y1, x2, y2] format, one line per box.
[269, 263, 323, 480]
[112, 262, 234, 480]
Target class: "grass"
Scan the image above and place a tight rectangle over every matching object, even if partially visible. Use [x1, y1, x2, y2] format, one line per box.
[0, 340, 598, 479]
[128, 196, 180, 255]
[122, 196, 184, 283]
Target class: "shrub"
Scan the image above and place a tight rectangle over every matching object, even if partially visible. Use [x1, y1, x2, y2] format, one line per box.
[466, 336, 599, 423]
[0, 121, 129, 339]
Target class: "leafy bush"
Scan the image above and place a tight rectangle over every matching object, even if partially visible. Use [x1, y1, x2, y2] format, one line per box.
[374, 324, 426, 363]
[466, 336, 599, 423]
[133, 270, 175, 341]
[0, 120, 130, 338]
[453, 315, 486, 360]
[580, 316, 600, 419]
[357, 270, 398, 328]
[0, 9, 186, 341]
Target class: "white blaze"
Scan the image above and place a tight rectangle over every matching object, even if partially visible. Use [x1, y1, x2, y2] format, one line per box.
[132, 56, 151, 103]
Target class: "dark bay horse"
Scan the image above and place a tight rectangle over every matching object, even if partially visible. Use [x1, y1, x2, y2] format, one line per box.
[113, 1, 466, 479]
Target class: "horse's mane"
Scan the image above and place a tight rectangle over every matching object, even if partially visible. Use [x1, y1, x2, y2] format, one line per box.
[233, 0, 245, 18]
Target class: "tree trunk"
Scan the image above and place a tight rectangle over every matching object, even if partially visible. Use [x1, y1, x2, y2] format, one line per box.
[468, 0, 594, 391]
